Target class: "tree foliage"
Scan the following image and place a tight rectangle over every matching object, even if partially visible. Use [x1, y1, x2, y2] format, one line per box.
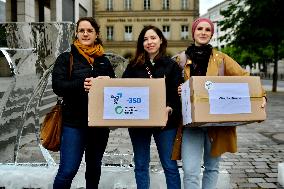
[222, 46, 257, 66]
[220, 0, 284, 48]
[219, 0, 284, 92]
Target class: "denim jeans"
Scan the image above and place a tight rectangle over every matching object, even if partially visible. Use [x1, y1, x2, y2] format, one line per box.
[181, 127, 221, 189]
[53, 124, 109, 189]
[129, 128, 181, 189]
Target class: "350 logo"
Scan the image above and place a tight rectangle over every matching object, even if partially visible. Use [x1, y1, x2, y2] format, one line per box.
[127, 97, 142, 103]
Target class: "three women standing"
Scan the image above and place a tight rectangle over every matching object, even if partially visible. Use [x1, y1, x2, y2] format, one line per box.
[52, 16, 267, 189]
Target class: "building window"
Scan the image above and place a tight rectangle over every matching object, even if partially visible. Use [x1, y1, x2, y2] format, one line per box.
[144, 0, 150, 10]
[106, 0, 113, 11]
[181, 0, 188, 10]
[162, 25, 170, 39]
[107, 26, 114, 41]
[163, 0, 170, 10]
[181, 25, 189, 39]
[124, 26, 133, 41]
[11, 0, 17, 21]
[79, 4, 87, 18]
[124, 0, 132, 10]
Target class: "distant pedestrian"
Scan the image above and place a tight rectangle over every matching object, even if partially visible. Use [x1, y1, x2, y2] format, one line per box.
[122, 25, 182, 189]
[172, 17, 267, 189]
[52, 17, 115, 189]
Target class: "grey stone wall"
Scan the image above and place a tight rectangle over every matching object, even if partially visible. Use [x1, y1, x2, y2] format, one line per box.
[0, 22, 74, 164]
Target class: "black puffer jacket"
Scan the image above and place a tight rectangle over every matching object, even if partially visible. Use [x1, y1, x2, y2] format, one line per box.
[52, 45, 115, 127]
[122, 56, 182, 129]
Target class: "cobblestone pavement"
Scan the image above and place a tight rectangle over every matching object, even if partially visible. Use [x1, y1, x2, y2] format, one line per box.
[106, 91, 284, 189]
[220, 92, 284, 188]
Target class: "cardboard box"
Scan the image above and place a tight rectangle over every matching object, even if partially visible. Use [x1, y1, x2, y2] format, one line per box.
[181, 76, 266, 127]
[88, 78, 167, 127]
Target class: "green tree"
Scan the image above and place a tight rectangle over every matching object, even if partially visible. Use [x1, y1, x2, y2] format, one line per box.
[219, 0, 284, 92]
[222, 46, 255, 66]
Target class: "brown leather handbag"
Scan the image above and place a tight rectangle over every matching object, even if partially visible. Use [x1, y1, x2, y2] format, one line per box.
[40, 99, 63, 151]
[40, 53, 73, 151]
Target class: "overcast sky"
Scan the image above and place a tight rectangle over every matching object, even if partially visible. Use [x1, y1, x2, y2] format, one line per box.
[200, 0, 224, 15]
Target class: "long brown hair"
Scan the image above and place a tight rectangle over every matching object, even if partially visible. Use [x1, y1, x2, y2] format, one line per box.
[75, 17, 103, 45]
[130, 25, 168, 66]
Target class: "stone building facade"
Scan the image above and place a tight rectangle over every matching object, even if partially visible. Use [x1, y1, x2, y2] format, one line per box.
[0, 1, 5, 22]
[93, 0, 199, 57]
[4, 0, 92, 22]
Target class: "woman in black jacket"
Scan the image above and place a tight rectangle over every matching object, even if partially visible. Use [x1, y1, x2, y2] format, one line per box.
[122, 25, 182, 189]
[52, 17, 115, 189]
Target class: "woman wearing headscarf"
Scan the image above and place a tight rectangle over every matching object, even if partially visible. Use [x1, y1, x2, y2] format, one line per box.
[172, 18, 267, 189]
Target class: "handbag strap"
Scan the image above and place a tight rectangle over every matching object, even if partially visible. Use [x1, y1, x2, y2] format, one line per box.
[145, 66, 153, 78]
[69, 53, 73, 79]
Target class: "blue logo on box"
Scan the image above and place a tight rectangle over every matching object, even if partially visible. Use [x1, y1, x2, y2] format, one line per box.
[110, 92, 141, 115]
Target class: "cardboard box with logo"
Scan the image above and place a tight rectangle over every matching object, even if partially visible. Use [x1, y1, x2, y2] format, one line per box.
[181, 76, 266, 127]
[88, 78, 167, 127]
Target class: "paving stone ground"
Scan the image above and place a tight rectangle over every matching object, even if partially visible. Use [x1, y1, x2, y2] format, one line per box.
[219, 91, 284, 188]
[107, 91, 284, 189]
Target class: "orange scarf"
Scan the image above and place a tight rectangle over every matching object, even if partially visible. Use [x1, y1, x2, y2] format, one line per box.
[73, 39, 104, 65]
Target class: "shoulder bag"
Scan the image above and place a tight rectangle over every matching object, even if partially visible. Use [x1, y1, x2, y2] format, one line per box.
[40, 53, 73, 151]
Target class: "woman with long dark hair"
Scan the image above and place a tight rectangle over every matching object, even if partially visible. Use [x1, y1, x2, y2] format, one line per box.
[123, 25, 182, 189]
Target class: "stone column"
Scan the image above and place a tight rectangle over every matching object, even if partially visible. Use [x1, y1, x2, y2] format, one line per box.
[5, 0, 12, 22]
[50, 0, 62, 21]
[17, 0, 35, 22]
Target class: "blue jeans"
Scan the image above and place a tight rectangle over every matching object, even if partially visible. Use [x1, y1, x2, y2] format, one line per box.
[129, 128, 181, 189]
[53, 124, 109, 189]
[181, 127, 221, 189]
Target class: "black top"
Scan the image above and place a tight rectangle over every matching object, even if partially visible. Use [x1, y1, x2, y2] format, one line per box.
[52, 44, 115, 127]
[122, 56, 182, 129]
[185, 44, 212, 76]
